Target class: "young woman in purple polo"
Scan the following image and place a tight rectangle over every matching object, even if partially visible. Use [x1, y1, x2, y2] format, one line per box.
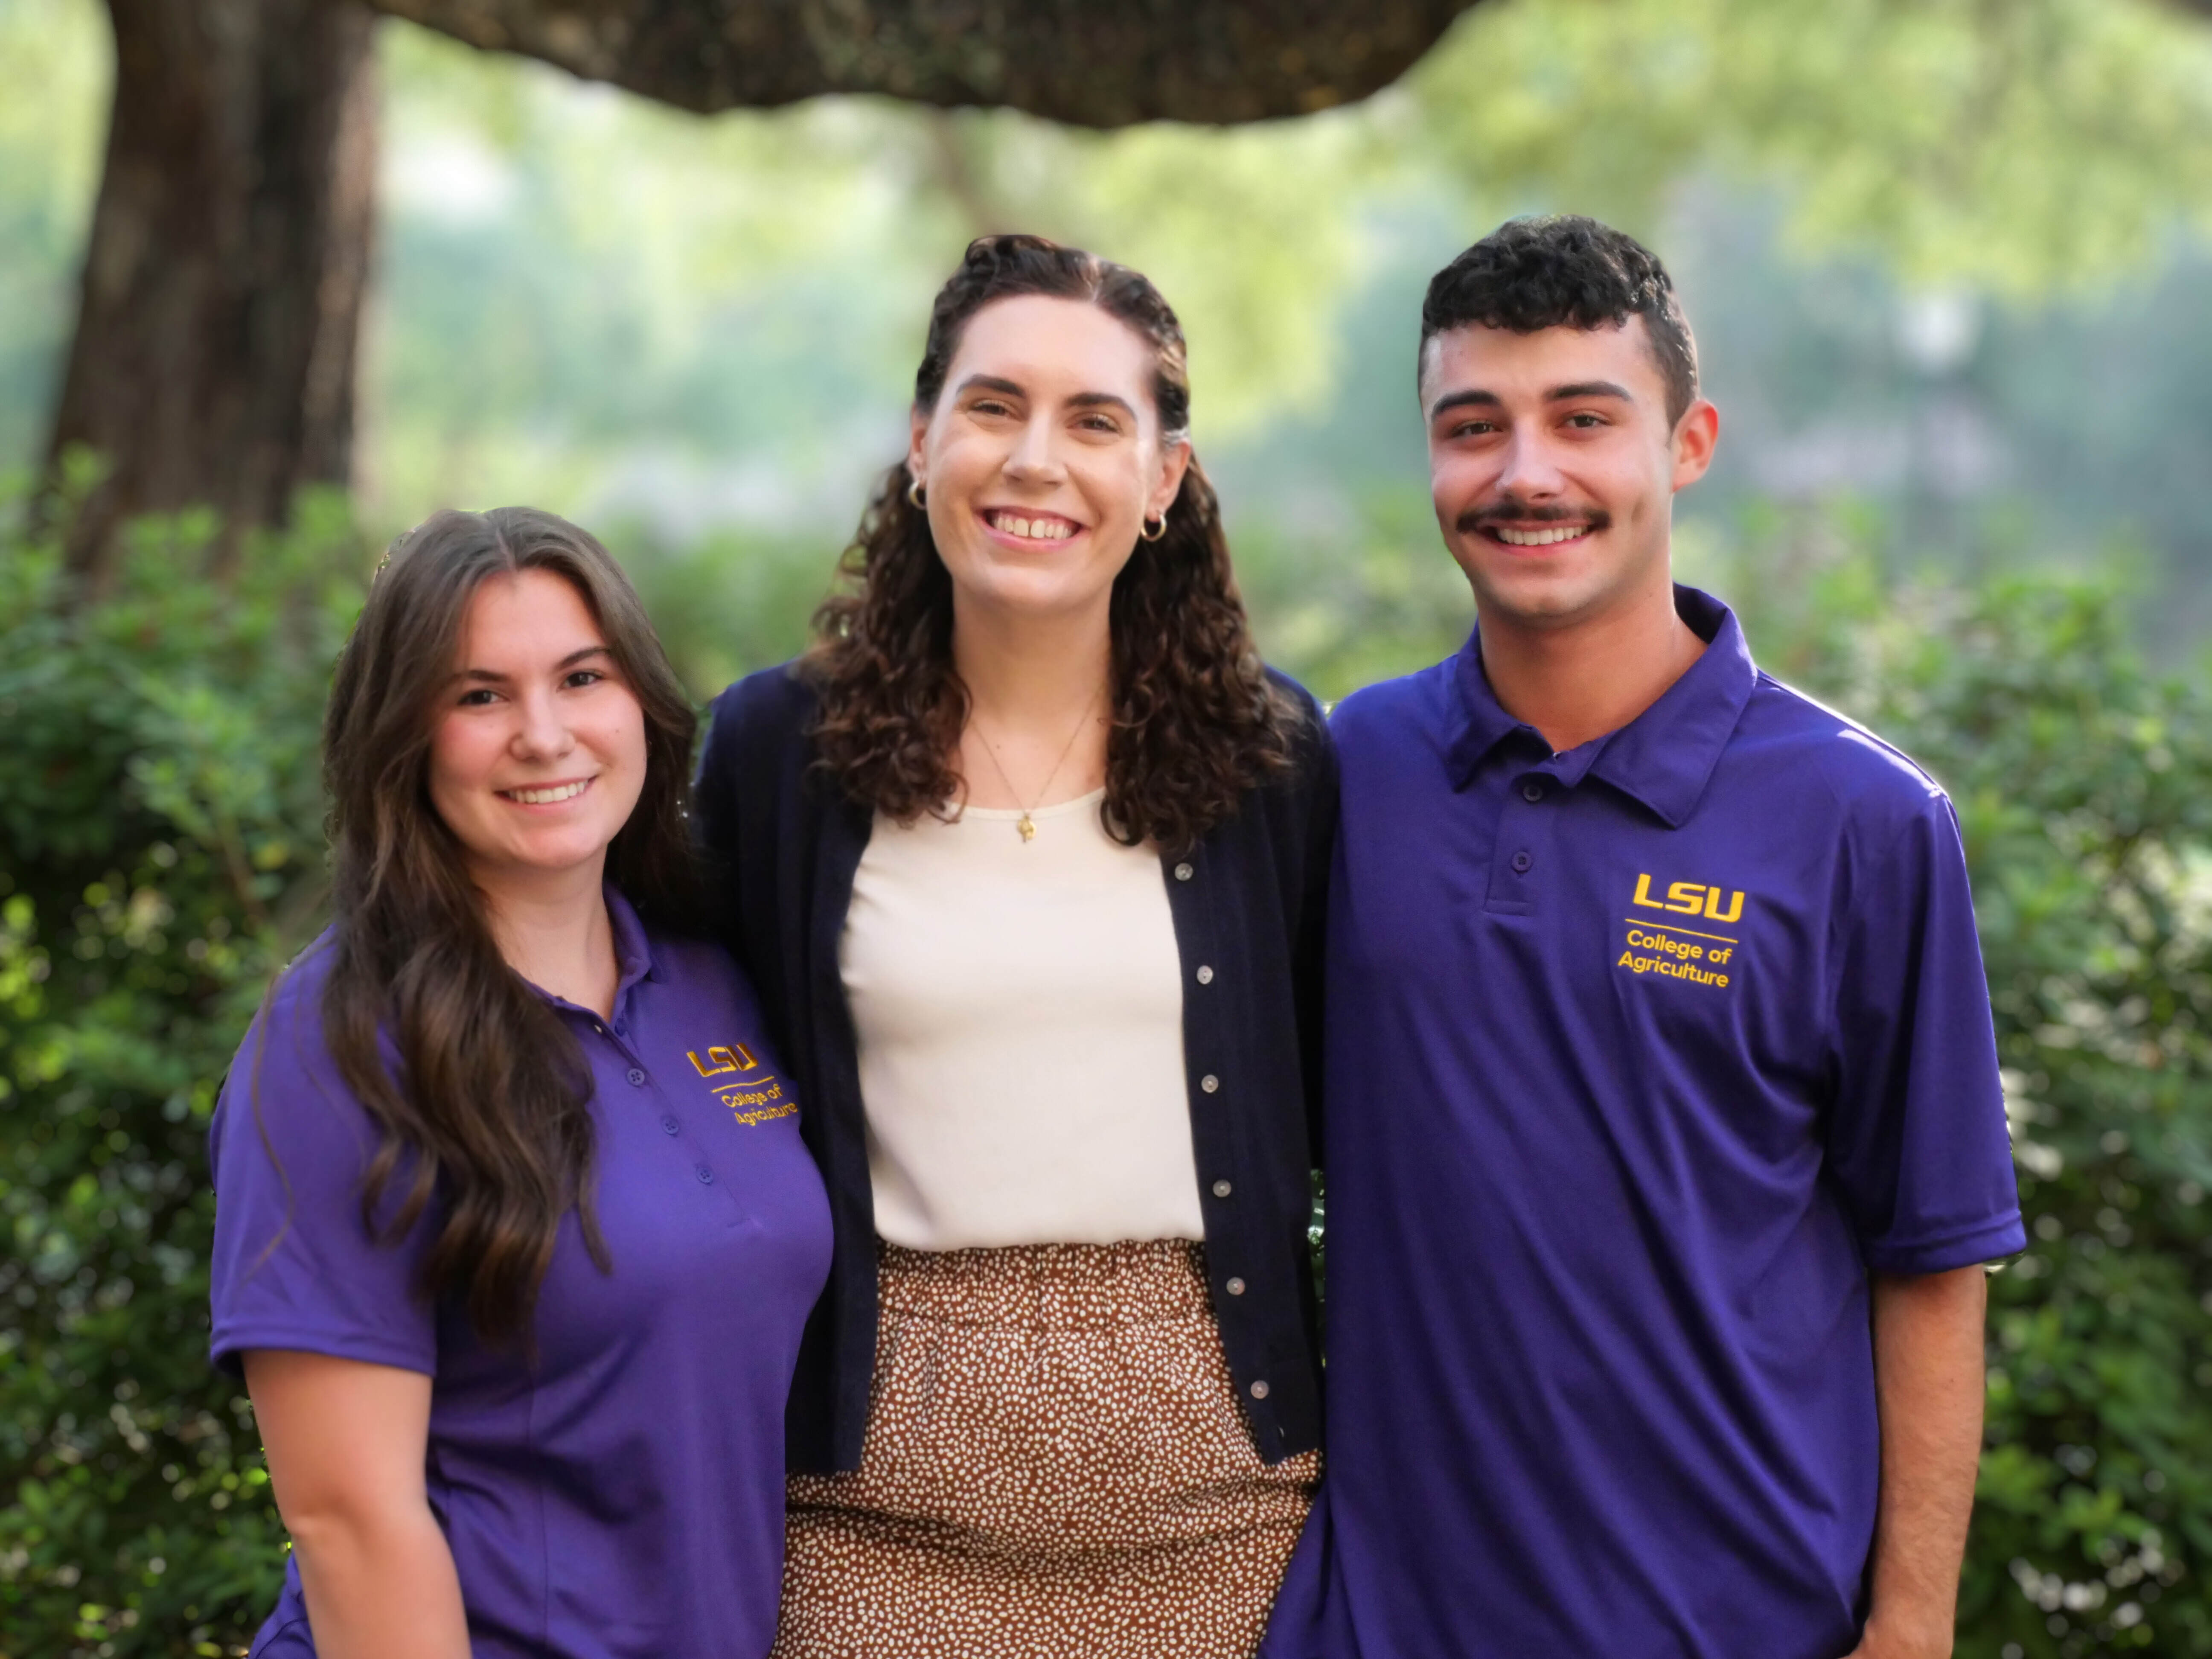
[207, 509, 832, 1658]
[696, 236, 1335, 1657]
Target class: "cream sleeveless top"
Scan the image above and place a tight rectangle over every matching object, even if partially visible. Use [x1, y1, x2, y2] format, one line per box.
[838, 789, 1206, 1249]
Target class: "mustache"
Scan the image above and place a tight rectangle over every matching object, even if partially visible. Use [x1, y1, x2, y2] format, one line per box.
[1455, 498, 1612, 537]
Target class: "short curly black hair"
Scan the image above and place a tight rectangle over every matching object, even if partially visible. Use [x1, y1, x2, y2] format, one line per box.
[1420, 215, 1699, 426]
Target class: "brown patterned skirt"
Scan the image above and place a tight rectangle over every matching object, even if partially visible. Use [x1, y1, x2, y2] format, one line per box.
[774, 1239, 1319, 1659]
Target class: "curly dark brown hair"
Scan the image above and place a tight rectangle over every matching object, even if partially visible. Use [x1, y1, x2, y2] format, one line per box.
[805, 233, 1297, 853]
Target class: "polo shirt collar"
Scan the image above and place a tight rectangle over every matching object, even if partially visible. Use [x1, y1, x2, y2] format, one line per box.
[605, 884, 659, 993]
[1446, 584, 1757, 827]
[519, 885, 658, 1025]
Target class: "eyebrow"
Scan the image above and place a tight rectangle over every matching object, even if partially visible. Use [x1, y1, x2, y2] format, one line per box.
[1068, 391, 1138, 419]
[452, 645, 610, 684]
[956, 374, 1137, 421]
[1428, 380, 1639, 422]
[1428, 389, 1503, 421]
[1548, 380, 1636, 403]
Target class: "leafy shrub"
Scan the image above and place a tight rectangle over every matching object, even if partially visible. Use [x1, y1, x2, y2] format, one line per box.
[1724, 517, 2212, 1659]
[0, 494, 364, 1656]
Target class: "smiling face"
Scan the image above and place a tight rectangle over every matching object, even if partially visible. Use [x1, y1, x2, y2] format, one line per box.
[427, 568, 647, 895]
[908, 293, 1190, 627]
[1421, 316, 1718, 632]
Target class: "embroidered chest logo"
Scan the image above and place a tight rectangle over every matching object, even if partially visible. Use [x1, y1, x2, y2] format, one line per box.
[1617, 873, 1744, 990]
[686, 1044, 797, 1126]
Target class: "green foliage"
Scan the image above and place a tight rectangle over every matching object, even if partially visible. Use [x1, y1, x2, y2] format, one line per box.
[612, 517, 835, 700]
[0, 492, 367, 1657]
[1713, 511, 2212, 1658]
[0, 0, 106, 472]
[1413, 0, 2212, 298]
[1236, 487, 1476, 707]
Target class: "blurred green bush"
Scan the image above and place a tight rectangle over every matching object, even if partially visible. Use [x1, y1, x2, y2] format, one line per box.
[0, 489, 365, 1656]
[3, 491, 2209, 1657]
[1716, 514, 2212, 1659]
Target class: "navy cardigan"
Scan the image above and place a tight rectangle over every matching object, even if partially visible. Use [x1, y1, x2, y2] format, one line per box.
[694, 661, 1337, 1474]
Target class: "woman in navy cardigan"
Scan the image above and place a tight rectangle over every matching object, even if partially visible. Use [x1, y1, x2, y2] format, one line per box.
[696, 235, 1335, 1658]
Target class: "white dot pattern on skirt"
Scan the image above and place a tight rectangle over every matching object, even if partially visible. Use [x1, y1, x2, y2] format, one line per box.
[774, 1239, 1319, 1659]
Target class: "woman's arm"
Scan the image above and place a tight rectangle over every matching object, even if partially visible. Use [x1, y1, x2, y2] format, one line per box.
[244, 1350, 470, 1659]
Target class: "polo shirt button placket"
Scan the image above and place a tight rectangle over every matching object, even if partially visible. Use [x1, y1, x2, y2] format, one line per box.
[1521, 780, 1546, 803]
[626, 1067, 647, 1087]
[1511, 850, 1534, 874]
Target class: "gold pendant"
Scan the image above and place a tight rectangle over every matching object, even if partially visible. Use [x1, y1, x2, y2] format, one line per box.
[1017, 813, 1037, 843]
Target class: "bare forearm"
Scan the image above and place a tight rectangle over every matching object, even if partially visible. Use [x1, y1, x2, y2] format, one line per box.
[1854, 1266, 1988, 1659]
[288, 1503, 470, 1659]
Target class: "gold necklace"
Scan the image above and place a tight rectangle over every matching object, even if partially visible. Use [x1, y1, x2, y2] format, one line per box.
[971, 701, 1098, 843]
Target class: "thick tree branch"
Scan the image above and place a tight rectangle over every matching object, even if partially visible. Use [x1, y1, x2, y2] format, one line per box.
[362, 0, 1489, 127]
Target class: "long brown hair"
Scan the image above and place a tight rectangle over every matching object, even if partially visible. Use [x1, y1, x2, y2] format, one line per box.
[806, 233, 1297, 852]
[313, 507, 701, 1345]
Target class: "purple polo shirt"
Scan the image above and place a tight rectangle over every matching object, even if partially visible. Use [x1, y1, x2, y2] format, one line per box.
[1265, 587, 2024, 1659]
[208, 889, 831, 1659]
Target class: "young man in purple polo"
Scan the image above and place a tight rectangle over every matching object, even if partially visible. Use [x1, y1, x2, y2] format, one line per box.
[1263, 216, 2024, 1659]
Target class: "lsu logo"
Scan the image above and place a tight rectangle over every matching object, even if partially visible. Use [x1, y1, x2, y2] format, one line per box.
[687, 1043, 796, 1126]
[1631, 873, 1746, 924]
[687, 1044, 759, 1077]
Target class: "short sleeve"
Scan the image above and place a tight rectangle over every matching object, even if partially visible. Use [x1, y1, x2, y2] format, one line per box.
[1824, 797, 2026, 1274]
[207, 953, 438, 1378]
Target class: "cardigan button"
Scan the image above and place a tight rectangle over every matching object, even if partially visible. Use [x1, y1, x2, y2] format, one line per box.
[1196, 965, 1214, 985]
[1173, 862, 1194, 882]
[1249, 1379, 1270, 1401]
[1212, 1179, 1232, 1198]
[1225, 1277, 1246, 1296]
[1200, 1074, 1220, 1094]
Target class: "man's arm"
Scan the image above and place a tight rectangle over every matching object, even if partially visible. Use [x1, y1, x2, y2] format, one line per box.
[1847, 1265, 1990, 1659]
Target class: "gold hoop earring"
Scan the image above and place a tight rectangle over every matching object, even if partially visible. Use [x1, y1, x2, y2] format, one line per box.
[1140, 512, 1167, 542]
[907, 476, 926, 510]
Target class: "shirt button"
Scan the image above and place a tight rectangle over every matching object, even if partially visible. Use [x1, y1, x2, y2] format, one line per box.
[626, 1067, 646, 1086]
[1249, 1380, 1270, 1401]
[661, 1115, 680, 1136]
[1200, 1074, 1220, 1094]
[1521, 781, 1546, 803]
[1225, 1277, 1247, 1296]
[1173, 862, 1194, 882]
[591, 1022, 606, 1036]
[1510, 850, 1533, 874]
[695, 1164, 714, 1185]
[1212, 1179, 1233, 1198]
[1196, 965, 1214, 985]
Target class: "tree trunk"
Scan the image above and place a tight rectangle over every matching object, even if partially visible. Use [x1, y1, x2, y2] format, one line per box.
[43, 0, 377, 581]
